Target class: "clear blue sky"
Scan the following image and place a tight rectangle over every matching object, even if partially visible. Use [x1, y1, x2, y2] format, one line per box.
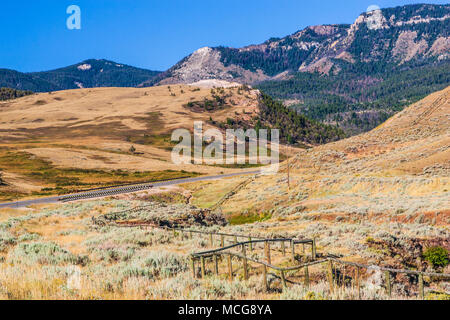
[1, 0, 447, 72]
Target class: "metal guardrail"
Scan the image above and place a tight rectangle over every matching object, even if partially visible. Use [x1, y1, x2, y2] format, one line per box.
[67, 176, 194, 194]
[59, 183, 155, 202]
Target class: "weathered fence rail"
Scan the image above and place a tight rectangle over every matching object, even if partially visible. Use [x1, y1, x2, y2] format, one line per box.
[176, 227, 449, 300]
[98, 206, 449, 300]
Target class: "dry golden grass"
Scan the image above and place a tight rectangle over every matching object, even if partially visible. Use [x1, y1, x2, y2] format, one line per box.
[0, 85, 262, 198]
[0, 85, 259, 138]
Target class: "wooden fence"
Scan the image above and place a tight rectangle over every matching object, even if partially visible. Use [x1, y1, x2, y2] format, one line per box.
[96, 206, 450, 300]
[164, 227, 449, 300]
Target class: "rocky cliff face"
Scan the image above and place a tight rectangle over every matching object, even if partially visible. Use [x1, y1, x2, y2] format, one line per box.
[157, 47, 269, 85]
[155, 4, 449, 84]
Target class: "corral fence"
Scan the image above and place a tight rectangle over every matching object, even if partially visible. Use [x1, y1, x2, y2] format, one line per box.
[96, 205, 450, 300]
[164, 226, 449, 300]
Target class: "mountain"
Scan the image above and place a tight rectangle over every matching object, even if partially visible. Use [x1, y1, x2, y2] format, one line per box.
[0, 59, 161, 92]
[0, 69, 58, 92]
[156, 4, 449, 84]
[152, 3, 450, 135]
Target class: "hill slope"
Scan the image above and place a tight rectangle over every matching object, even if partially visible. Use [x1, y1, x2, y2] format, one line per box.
[0, 59, 161, 92]
[0, 84, 343, 200]
[216, 85, 449, 234]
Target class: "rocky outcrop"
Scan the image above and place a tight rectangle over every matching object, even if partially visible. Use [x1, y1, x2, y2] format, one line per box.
[158, 47, 269, 85]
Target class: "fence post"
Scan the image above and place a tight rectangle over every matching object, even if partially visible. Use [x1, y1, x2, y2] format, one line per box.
[214, 254, 219, 275]
[248, 237, 253, 251]
[242, 244, 248, 280]
[342, 267, 346, 293]
[173, 228, 176, 237]
[327, 260, 334, 294]
[356, 267, 361, 300]
[228, 254, 233, 282]
[304, 266, 310, 288]
[201, 256, 206, 278]
[191, 257, 196, 279]
[263, 265, 269, 292]
[312, 238, 317, 260]
[209, 233, 213, 247]
[418, 273, 424, 300]
[189, 231, 192, 239]
[280, 270, 287, 290]
[234, 236, 238, 244]
[221, 235, 224, 248]
[385, 271, 391, 298]
[265, 241, 271, 265]
[291, 240, 295, 262]
[281, 240, 286, 256]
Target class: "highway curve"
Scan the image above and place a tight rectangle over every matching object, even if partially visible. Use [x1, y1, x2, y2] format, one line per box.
[0, 171, 259, 209]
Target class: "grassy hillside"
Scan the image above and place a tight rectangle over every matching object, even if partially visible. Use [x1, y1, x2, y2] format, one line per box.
[0, 88, 448, 300]
[257, 61, 450, 135]
[0, 85, 264, 200]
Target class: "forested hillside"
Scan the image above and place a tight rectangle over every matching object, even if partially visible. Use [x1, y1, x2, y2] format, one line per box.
[257, 61, 450, 135]
[0, 87, 33, 101]
[0, 60, 161, 92]
[258, 93, 346, 144]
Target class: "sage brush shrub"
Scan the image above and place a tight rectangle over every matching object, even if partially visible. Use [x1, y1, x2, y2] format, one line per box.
[0, 230, 17, 252]
[99, 251, 189, 285]
[138, 251, 188, 278]
[9, 242, 88, 266]
[423, 246, 449, 268]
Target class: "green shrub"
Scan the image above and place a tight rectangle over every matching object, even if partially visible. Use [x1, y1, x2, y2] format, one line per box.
[426, 293, 450, 300]
[423, 246, 449, 268]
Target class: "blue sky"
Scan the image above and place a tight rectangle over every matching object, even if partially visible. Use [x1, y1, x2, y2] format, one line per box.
[0, 0, 448, 72]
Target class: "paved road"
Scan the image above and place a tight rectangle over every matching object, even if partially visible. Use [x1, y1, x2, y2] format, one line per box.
[0, 170, 259, 209]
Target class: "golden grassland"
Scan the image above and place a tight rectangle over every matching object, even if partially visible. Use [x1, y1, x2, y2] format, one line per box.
[0, 147, 202, 201]
[0, 84, 269, 201]
[0, 88, 448, 300]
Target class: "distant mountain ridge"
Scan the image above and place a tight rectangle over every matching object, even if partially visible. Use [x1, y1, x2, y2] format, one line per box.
[154, 3, 449, 84]
[0, 59, 161, 92]
[145, 3, 449, 136]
